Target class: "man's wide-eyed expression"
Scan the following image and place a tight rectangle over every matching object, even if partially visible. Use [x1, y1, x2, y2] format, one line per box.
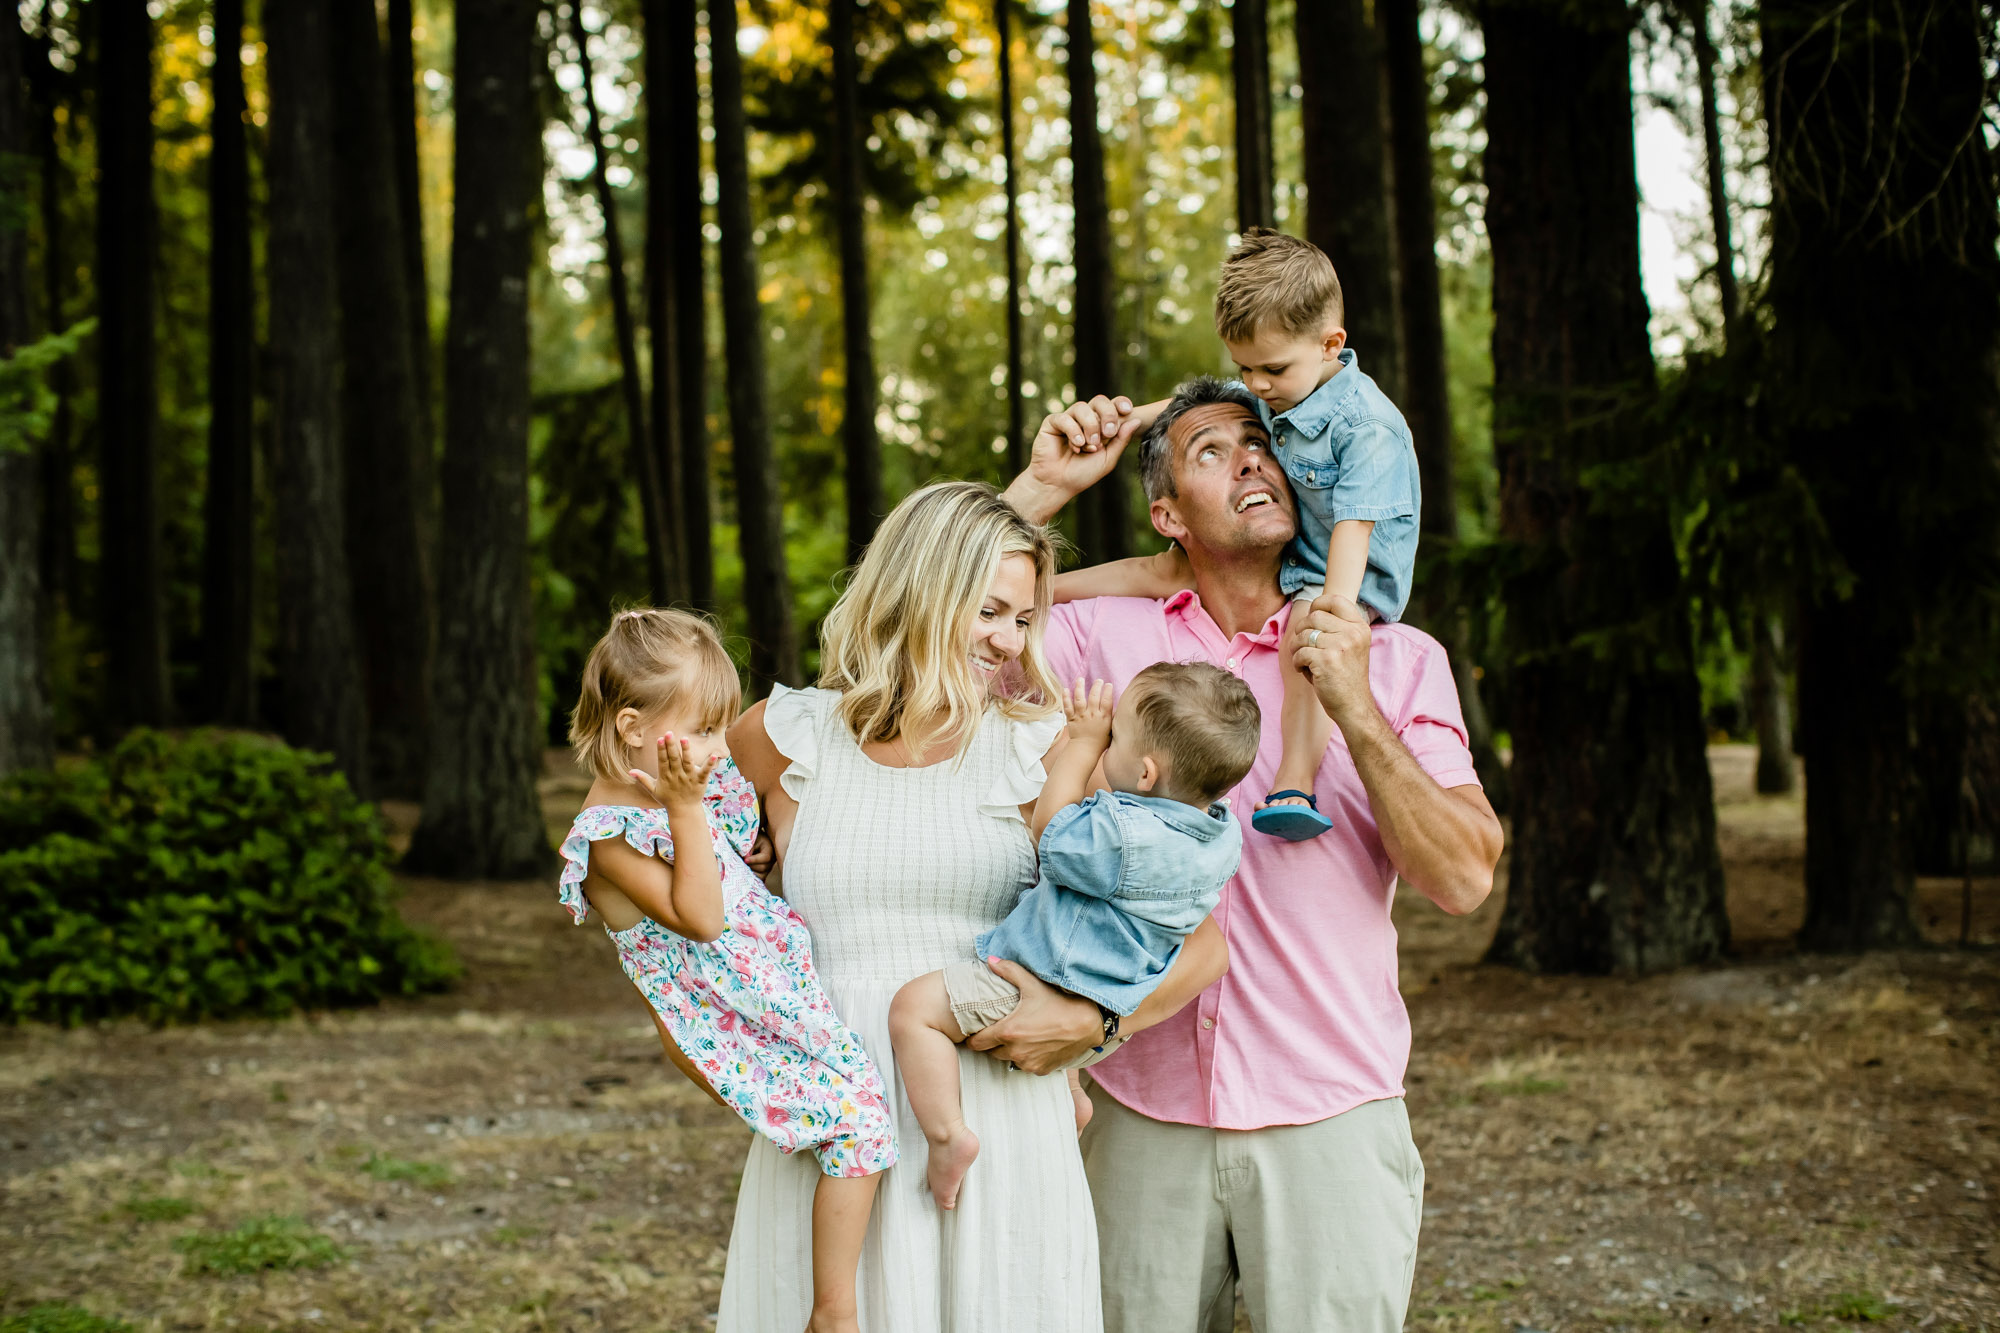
[1150, 402, 1297, 560]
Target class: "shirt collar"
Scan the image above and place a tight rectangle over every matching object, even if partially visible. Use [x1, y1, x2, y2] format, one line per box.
[1273, 347, 1362, 438]
[1112, 789, 1232, 841]
[1163, 588, 1291, 646]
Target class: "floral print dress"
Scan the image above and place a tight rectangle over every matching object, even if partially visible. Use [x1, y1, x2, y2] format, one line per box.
[557, 759, 897, 1177]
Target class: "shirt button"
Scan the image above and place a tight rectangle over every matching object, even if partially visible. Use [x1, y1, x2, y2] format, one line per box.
[1201, 1017, 1215, 1030]
[1226, 658, 1237, 669]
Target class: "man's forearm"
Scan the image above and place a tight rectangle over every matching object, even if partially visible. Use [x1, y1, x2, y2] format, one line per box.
[1336, 705, 1501, 915]
[1001, 474, 1068, 525]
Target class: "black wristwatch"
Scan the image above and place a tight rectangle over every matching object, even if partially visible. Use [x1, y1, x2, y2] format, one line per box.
[1095, 1002, 1120, 1045]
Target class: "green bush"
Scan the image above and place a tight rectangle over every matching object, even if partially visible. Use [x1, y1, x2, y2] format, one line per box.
[0, 730, 457, 1025]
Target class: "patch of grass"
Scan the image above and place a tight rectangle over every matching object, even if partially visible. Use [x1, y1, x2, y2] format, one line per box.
[360, 1153, 453, 1189]
[173, 1214, 347, 1275]
[170, 1158, 225, 1180]
[1480, 1076, 1569, 1097]
[489, 1225, 540, 1246]
[0, 1305, 133, 1333]
[1825, 1292, 1892, 1322]
[122, 1195, 197, 1223]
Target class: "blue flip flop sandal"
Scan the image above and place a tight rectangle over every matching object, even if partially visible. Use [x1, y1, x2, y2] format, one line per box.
[1250, 790, 1335, 841]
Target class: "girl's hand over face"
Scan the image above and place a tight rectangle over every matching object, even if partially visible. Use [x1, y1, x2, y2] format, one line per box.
[629, 733, 718, 810]
[1061, 678, 1115, 748]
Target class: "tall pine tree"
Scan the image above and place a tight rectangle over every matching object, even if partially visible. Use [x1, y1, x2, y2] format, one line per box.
[1481, 0, 1727, 973]
[405, 0, 550, 878]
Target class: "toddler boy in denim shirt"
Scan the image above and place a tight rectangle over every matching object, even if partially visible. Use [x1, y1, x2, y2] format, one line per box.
[1053, 228, 1422, 844]
[889, 661, 1261, 1210]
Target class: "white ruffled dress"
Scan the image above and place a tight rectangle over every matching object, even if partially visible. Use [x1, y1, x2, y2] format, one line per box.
[718, 685, 1103, 1333]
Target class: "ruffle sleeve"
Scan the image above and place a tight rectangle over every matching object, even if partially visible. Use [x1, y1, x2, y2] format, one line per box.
[556, 805, 677, 924]
[763, 683, 829, 803]
[977, 709, 1066, 824]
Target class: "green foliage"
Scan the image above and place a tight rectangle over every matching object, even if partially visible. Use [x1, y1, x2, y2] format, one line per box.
[361, 1154, 454, 1189]
[1825, 1292, 1892, 1322]
[0, 730, 457, 1026]
[173, 1214, 348, 1276]
[0, 319, 95, 458]
[0, 1304, 133, 1333]
[122, 1195, 198, 1222]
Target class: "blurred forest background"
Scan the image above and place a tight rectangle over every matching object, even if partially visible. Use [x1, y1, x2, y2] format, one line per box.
[0, 0, 1996, 974]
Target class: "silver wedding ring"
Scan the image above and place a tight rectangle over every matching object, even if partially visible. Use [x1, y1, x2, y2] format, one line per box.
[1306, 629, 1322, 648]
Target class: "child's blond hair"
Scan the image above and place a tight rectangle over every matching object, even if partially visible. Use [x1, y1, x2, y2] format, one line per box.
[1213, 227, 1345, 344]
[1125, 662, 1263, 805]
[569, 608, 742, 782]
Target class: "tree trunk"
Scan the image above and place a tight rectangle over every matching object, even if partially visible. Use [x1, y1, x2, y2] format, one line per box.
[200, 0, 256, 728]
[31, 3, 76, 623]
[646, 0, 711, 610]
[1685, 0, 1739, 334]
[1064, 0, 1129, 563]
[385, 0, 434, 447]
[996, 0, 1027, 476]
[829, 0, 881, 565]
[710, 0, 800, 691]
[1684, 0, 1792, 799]
[330, 0, 435, 798]
[1480, 0, 1728, 974]
[1763, 0, 1998, 948]
[1380, 0, 1505, 807]
[573, 5, 679, 605]
[1748, 613, 1795, 795]
[266, 0, 371, 791]
[1231, 0, 1273, 232]
[1381, 0, 1448, 519]
[95, 0, 171, 730]
[0, 6, 51, 774]
[1297, 0, 1400, 401]
[405, 0, 549, 878]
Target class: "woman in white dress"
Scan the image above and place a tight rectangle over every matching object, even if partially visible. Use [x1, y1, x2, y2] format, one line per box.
[721, 482, 1229, 1333]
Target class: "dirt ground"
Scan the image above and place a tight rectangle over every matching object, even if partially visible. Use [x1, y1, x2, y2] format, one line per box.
[1, 747, 1994, 1332]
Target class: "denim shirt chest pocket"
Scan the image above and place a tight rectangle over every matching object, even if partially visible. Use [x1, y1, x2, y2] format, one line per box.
[1276, 423, 1340, 492]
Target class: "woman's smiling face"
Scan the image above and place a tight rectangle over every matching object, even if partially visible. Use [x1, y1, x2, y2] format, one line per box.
[968, 552, 1037, 689]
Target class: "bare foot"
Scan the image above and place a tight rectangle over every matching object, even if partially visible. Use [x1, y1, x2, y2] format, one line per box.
[925, 1123, 981, 1211]
[1254, 771, 1317, 811]
[804, 1307, 859, 1333]
[1071, 1082, 1094, 1135]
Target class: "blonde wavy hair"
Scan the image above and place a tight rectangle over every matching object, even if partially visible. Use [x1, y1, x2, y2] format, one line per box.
[569, 607, 742, 782]
[818, 481, 1062, 758]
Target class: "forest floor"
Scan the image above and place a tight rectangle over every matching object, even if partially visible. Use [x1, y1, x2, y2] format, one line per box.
[1, 747, 1996, 1333]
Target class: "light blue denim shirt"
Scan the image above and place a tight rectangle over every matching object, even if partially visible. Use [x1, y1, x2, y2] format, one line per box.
[976, 789, 1242, 1017]
[1237, 348, 1421, 621]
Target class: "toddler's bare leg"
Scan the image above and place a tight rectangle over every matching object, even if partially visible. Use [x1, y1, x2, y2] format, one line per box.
[806, 1171, 880, 1333]
[888, 971, 981, 1210]
[1262, 608, 1336, 811]
[1068, 1069, 1093, 1135]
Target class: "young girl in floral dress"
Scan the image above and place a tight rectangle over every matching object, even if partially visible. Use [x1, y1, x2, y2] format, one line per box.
[557, 608, 895, 1333]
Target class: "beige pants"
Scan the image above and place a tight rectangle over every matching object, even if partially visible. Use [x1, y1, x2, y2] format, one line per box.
[1080, 1083, 1424, 1333]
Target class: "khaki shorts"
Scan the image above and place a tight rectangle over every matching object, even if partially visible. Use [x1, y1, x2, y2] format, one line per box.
[941, 959, 1130, 1070]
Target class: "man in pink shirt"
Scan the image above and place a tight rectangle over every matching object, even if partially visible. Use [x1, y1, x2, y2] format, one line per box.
[979, 377, 1503, 1331]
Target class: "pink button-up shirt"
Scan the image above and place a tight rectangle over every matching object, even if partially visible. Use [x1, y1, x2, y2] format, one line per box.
[1043, 591, 1480, 1130]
